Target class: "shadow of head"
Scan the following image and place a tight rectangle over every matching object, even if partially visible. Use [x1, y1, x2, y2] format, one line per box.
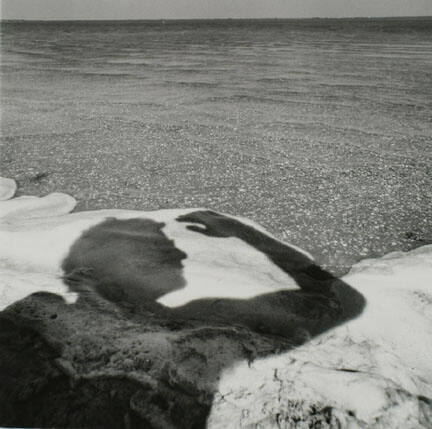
[62, 217, 188, 304]
[0, 212, 366, 429]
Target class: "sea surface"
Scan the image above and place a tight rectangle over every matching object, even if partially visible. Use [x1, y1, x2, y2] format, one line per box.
[1, 18, 431, 274]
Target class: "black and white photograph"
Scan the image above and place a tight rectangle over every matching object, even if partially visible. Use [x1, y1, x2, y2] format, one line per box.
[0, 0, 431, 427]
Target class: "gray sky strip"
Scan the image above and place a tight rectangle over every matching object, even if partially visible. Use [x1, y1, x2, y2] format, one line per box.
[1, 0, 432, 20]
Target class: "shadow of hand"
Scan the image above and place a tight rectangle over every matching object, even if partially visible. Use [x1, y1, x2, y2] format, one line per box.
[177, 210, 244, 238]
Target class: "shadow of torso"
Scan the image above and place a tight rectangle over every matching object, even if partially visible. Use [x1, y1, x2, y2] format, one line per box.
[0, 211, 365, 428]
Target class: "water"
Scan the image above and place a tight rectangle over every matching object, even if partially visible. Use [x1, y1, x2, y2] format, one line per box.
[1, 18, 432, 273]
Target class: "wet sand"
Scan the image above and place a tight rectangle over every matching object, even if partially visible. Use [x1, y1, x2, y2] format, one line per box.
[1, 18, 431, 275]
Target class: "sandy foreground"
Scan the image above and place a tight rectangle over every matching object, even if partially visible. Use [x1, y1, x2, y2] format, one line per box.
[0, 176, 431, 428]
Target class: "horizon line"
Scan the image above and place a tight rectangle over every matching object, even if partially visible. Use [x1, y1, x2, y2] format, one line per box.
[1, 15, 432, 22]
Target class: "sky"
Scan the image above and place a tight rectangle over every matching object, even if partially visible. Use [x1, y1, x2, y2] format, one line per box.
[1, 0, 432, 20]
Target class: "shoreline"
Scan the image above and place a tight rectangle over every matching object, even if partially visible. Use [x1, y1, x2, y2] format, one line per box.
[2, 16, 432, 23]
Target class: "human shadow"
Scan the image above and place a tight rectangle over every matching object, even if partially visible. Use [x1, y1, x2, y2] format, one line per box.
[172, 211, 365, 339]
[62, 217, 188, 311]
[0, 211, 366, 429]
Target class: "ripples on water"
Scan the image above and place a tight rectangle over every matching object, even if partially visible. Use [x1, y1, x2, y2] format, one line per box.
[1, 18, 431, 273]
[2, 19, 431, 114]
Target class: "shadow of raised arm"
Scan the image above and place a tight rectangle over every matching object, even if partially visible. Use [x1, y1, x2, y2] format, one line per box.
[176, 210, 366, 338]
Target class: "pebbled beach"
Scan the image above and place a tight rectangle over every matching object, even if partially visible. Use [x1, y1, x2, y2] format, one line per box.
[1, 17, 431, 275]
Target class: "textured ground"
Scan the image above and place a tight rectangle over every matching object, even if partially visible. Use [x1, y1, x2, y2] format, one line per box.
[0, 178, 431, 428]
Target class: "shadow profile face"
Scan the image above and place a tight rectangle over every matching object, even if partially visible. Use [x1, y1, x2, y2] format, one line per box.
[62, 218, 188, 306]
[0, 211, 366, 429]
